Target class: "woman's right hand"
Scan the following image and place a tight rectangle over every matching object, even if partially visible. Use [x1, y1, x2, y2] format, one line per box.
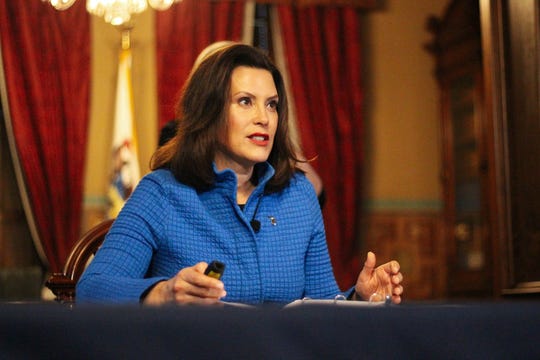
[143, 262, 226, 306]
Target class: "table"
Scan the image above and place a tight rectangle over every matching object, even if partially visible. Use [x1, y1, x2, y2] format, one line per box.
[1, 301, 539, 359]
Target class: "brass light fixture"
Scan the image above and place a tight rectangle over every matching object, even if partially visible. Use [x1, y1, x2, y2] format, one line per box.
[42, 0, 182, 26]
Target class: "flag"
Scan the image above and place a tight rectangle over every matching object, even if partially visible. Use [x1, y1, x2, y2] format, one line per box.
[107, 48, 140, 218]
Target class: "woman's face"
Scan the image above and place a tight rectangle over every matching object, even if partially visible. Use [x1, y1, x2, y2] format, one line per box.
[215, 66, 279, 173]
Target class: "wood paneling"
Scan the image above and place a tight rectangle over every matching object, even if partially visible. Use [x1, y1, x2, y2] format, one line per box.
[427, 0, 495, 298]
[480, 0, 540, 296]
[360, 212, 445, 300]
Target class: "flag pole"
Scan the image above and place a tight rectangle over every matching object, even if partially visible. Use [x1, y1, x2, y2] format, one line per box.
[121, 27, 131, 50]
[107, 25, 140, 218]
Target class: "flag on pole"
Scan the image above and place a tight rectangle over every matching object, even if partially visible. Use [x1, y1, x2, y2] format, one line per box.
[108, 47, 140, 218]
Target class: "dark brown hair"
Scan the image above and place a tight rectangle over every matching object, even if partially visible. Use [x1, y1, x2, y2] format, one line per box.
[150, 44, 297, 193]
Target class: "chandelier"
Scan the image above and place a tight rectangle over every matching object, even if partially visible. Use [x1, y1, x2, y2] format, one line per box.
[43, 0, 183, 26]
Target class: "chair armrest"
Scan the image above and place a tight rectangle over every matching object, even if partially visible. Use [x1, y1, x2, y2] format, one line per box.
[45, 273, 76, 304]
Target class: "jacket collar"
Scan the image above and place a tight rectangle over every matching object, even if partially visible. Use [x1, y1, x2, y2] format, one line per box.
[213, 162, 275, 198]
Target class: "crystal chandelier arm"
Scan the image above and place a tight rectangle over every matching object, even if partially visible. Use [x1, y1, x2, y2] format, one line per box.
[148, 0, 176, 11]
[43, 0, 78, 10]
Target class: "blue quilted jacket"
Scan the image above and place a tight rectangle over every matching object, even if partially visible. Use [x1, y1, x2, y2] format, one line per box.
[77, 163, 345, 304]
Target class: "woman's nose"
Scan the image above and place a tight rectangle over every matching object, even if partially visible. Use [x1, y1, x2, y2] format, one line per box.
[254, 103, 269, 125]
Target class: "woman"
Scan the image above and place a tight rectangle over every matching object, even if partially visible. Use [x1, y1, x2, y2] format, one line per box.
[77, 44, 403, 305]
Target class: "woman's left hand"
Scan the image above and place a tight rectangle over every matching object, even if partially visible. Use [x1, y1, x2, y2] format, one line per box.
[354, 251, 404, 304]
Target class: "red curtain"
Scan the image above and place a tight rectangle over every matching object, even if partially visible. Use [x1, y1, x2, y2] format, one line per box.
[0, 1, 90, 272]
[156, 0, 246, 129]
[277, 5, 363, 289]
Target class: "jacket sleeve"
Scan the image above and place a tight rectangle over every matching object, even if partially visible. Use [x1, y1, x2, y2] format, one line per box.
[298, 177, 342, 299]
[76, 173, 170, 304]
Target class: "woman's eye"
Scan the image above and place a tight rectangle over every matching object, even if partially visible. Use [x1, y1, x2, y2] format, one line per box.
[267, 100, 278, 111]
[238, 97, 252, 106]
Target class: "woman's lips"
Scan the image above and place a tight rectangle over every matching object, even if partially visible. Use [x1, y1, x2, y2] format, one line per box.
[248, 133, 270, 145]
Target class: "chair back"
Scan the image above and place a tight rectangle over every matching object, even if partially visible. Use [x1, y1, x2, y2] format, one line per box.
[46, 219, 114, 303]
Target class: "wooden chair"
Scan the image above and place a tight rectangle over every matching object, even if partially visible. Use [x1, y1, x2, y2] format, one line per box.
[46, 219, 114, 304]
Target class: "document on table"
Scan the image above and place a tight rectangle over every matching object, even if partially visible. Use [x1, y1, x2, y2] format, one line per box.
[283, 299, 387, 308]
[221, 298, 388, 309]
